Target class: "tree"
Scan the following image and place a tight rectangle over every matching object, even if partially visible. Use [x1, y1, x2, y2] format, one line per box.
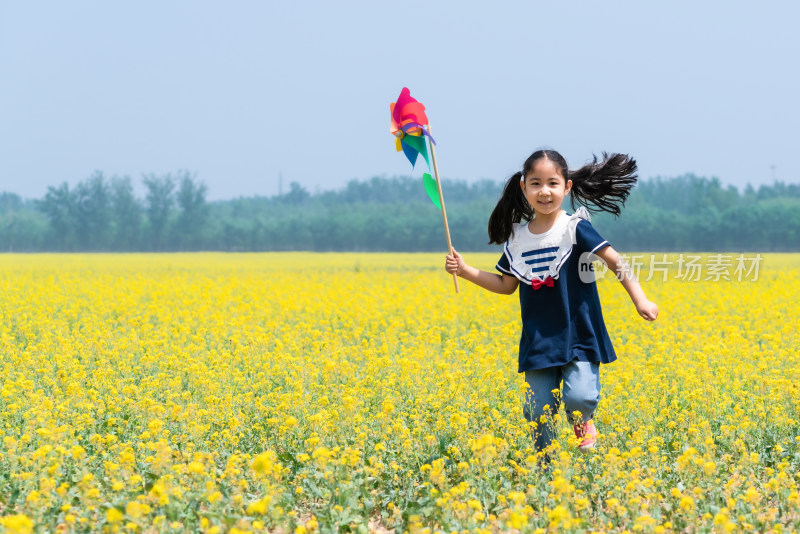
[0, 192, 23, 212]
[73, 172, 112, 250]
[175, 171, 208, 250]
[279, 182, 310, 205]
[36, 182, 75, 250]
[0, 208, 47, 252]
[110, 176, 143, 251]
[142, 174, 175, 251]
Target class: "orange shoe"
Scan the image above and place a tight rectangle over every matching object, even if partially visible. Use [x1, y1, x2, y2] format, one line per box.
[574, 420, 597, 451]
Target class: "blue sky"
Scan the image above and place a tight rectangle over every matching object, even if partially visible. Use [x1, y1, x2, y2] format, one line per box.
[1, 1, 798, 200]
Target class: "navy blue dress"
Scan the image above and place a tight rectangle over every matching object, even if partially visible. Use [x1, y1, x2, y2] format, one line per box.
[496, 209, 617, 372]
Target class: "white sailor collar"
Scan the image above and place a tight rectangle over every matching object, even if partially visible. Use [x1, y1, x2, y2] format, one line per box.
[503, 207, 591, 284]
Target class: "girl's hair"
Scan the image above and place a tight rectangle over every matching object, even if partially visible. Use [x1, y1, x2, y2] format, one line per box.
[487, 149, 638, 244]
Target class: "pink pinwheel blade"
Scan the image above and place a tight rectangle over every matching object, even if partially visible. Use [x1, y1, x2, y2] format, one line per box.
[392, 87, 414, 125]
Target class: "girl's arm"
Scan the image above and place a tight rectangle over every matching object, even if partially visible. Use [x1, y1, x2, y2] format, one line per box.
[445, 249, 519, 295]
[594, 246, 659, 321]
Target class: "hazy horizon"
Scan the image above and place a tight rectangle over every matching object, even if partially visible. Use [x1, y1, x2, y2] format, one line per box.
[1, 170, 790, 203]
[2, 1, 799, 201]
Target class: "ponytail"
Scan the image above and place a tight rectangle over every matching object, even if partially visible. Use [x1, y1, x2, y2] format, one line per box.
[488, 171, 532, 244]
[569, 152, 638, 216]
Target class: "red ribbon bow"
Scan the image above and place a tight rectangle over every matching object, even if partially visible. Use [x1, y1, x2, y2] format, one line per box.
[531, 276, 554, 290]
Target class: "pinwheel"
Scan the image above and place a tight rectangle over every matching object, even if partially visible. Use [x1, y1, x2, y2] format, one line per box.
[389, 87, 459, 292]
[390, 87, 440, 209]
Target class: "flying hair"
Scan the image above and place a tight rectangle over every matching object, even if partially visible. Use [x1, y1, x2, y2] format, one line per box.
[568, 152, 638, 216]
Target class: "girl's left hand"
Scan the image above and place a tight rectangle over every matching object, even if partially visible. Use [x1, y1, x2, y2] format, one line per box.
[445, 248, 464, 276]
[636, 299, 659, 321]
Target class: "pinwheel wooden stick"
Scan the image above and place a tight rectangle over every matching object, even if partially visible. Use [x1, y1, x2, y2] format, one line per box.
[389, 87, 458, 293]
[427, 125, 459, 293]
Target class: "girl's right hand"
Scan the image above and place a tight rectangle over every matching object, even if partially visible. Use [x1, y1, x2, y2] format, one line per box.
[445, 248, 464, 276]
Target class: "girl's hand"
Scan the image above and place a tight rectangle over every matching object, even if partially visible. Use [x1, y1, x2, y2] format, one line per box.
[445, 248, 464, 276]
[636, 299, 659, 321]
[444, 249, 518, 294]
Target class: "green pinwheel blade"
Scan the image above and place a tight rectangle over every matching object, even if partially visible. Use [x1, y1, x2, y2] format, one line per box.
[423, 173, 441, 209]
[402, 134, 430, 169]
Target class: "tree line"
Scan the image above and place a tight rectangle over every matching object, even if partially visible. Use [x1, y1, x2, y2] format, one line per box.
[1, 172, 799, 252]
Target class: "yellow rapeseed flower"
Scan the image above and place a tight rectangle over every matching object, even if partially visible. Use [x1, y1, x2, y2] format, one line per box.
[0, 515, 34, 534]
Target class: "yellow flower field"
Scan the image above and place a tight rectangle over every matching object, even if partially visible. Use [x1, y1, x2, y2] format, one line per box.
[1, 253, 799, 533]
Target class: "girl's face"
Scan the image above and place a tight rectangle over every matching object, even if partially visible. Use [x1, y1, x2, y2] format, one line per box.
[520, 158, 572, 217]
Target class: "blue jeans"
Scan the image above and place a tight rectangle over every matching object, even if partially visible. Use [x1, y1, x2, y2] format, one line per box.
[523, 360, 601, 453]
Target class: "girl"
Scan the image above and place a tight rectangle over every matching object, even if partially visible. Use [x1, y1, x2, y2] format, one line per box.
[445, 149, 658, 455]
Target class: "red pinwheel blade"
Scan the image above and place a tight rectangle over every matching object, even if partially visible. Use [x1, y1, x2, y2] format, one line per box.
[398, 102, 428, 128]
[392, 88, 429, 129]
